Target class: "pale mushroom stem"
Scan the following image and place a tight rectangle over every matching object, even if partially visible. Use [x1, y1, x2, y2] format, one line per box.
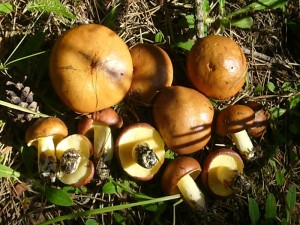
[37, 136, 56, 173]
[231, 130, 254, 160]
[177, 174, 206, 211]
[93, 124, 114, 163]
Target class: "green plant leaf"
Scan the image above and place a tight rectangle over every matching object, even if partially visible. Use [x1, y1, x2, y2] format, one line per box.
[85, 218, 100, 225]
[265, 193, 277, 219]
[286, 184, 296, 211]
[249, 198, 260, 225]
[155, 31, 165, 43]
[231, 17, 254, 29]
[289, 94, 300, 109]
[113, 212, 126, 224]
[27, 0, 75, 19]
[270, 107, 286, 119]
[275, 169, 285, 186]
[0, 164, 20, 178]
[174, 40, 195, 51]
[102, 181, 121, 194]
[0, 3, 13, 14]
[267, 81, 276, 92]
[44, 186, 73, 206]
[254, 84, 265, 93]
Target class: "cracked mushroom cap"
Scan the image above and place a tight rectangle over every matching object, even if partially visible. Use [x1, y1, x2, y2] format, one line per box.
[187, 35, 247, 100]
[215, 104, 255, 137]
[25, 117, 68, 147]
[49, 24, 133, 113]
[161, 157, 201, 195]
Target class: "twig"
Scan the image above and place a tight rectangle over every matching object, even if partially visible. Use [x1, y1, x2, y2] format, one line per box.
[194, 0, 204, 39]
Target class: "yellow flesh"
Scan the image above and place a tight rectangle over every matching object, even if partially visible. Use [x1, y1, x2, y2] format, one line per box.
[36, 136, 56, 172]
[207, 154, 243, 196]
[118, 127, 165, 179]
[56, 134, 91, 159]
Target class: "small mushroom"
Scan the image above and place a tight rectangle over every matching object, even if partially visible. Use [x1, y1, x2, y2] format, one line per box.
[187, 35, 247, 100]
[25, 117, 68, 182]
[153, 86, 214, 155]
[244, 101, 268, 137]
[115, 123, 165, 181]
[161, 157, 206, 211]
[215, 104, 255, 160]
[56, 134, 94, 186]
[128, 43, 173, 103]
[78, 108, 123, 164]
[49, 24, 133, 113]
[200, 148, 249, 197]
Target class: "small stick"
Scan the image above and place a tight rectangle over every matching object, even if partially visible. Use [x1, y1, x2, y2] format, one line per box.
[195, 0, 205, 39]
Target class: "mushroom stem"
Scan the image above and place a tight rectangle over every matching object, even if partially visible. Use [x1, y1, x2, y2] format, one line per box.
[177, 174, 206, 211]
[93, 124, 114, 163]
[231, 130, 254, 160]
[37, 136, 56, 169]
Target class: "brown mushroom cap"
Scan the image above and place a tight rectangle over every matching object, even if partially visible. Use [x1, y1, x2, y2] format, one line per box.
[215, 104, 255, 137]
[200, 148, 244, 197]
[187, 35, 247, 100]
[153, 86, 214, 155]
[25, 117, 68, 147]
[244, 101, 267, 137]
[161, 157, 201, 195]
[115, 123, 165, 181]
[49, 24, 133, 113]
[128, 43, 173, 103]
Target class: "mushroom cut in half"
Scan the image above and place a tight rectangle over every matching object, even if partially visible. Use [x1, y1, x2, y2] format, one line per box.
[153, 86, 214, 155]
[49, 24, 133, 113]
[115, 123, 165, 181]
[25, 117, 68, 182]
[215, 104, 255, 160]
[161, 157, 206, 211]
[201, 149, 249, 197]
[128, 43, 173, 103]
[187, 35, 247, 100]
[56, 134, 94, 186]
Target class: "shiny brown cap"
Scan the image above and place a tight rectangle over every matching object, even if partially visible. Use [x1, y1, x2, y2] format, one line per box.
[215, 105, 255, 136]
[25, 117, 68, 145]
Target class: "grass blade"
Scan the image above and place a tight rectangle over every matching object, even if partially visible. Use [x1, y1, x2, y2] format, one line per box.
[37, 194, 181, 225]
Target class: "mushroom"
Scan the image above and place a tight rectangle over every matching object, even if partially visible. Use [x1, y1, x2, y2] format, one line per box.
[25, 117, 68, 182]
[128, 43, 173, 103]
[215, 104, 255, 160]
[161, 157, 206, 211]
[56, 134, 94, 186]
[244, 101, 268, 137]
[187, 35, 247, 100]
[153, 86, 214, 155]
[200, 148, 249, 197]
[49, 24, 133, 113]
[78, 108, 123, 164]
[115, 123, 165, 181]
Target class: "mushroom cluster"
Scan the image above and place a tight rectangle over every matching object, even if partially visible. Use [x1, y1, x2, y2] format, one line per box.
[24, 23, 269, 212]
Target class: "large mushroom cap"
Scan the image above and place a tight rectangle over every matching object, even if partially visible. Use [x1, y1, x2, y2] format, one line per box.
[153, 86, 214, 155]
[215, 104, 255, 137]
[49, 24, 133, 113]
[161, 157, 201, 195]
[128, 43, 173, 103]
[187, 35, 247, 100]
[25, 117, 68, 146]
